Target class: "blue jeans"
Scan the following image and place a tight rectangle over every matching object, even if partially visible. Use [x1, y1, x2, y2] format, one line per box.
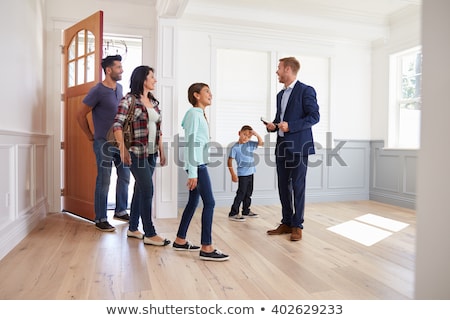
[93, 139, 130, 223]
[177, 164, 215, 245]
[129, 152, 158, 237]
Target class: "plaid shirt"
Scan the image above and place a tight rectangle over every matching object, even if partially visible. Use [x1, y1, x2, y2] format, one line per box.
[113, 93, 149, 158]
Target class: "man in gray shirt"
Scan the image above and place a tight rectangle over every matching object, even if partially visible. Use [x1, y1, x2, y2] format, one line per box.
[77, 55, 130, 231]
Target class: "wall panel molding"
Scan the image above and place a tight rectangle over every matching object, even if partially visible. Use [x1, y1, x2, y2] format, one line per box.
[0, 131, 49, 260]
[154, 18, 179, 218]
[178, 139, 372, 208]
[369, 141, 417, 209]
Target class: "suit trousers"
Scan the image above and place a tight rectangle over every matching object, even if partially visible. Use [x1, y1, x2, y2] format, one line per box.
[275, 144, 309, 229]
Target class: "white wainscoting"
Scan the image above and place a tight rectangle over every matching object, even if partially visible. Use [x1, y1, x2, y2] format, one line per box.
[369, 141, 417, 209]
[177, 139, 372, 208]
[177, 139, 418, 210]
[0, 130, 49, 260]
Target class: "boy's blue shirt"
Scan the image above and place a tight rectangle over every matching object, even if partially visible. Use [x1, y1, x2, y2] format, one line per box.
[229, 140, 258, 176]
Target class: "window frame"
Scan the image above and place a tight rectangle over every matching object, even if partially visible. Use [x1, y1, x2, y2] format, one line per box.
[388, 46, 422, 149]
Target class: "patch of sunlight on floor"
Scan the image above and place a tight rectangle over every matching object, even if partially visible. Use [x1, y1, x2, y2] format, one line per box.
[327, 220, 393, 246]
[355, 213, 409, 232]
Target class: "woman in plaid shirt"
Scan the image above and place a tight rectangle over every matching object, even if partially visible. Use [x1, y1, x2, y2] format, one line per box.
[113, 65, 170, 247]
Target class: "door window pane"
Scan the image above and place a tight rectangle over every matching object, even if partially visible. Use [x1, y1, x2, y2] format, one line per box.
[68, 61, 75, 87]
[87, 31, 95, 53]
[86, 53, 95, 83]
[77, 58, 85, 85]
[68, 38, 76, 60]
[77, 30, 85, 57]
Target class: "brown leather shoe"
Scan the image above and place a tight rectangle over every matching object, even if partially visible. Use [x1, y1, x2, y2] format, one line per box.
[290, 227, 302, 241]
[267, 224, 292, 235]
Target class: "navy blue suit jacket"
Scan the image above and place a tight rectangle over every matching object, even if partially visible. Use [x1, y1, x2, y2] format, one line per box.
[273, 80, 320, 156]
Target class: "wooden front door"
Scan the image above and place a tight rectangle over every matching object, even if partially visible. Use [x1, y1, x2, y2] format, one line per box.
[62, 11, 103, 221]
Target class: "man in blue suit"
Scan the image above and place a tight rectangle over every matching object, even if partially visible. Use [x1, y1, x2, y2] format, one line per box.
[264, 57, 320, 241]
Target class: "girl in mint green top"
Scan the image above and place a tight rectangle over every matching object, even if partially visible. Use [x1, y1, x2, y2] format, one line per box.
[173, 83, 229, 261]
[181, 106, 209, 179]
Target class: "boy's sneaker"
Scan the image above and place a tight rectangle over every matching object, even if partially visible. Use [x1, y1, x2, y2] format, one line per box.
[95, 221, 116, 232]
[199, 249, 229, 261]
[229, 214, 246, 222]
[173, 241, 201, 251]
[242, 211, 259, 218]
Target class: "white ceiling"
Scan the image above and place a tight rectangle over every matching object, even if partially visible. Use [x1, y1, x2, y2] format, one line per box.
[175, 0, 421, 41]
[128, 0, 421, 41]
[189, 0, 422, 17]
[138, 0, 421, 20]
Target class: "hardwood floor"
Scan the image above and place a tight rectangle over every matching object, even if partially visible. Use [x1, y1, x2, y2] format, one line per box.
[0, 200, 415, 300]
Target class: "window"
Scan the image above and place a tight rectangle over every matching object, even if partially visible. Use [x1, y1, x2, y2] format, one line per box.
[214, 49, 329, 148]
[215, 49, 270, 146]
[389, 47, 422, 148]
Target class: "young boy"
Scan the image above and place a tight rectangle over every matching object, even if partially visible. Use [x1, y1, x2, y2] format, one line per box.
[227, 125, 264, 221]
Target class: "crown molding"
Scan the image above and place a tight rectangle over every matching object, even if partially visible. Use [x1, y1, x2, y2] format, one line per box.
[156, 0, 188, 18]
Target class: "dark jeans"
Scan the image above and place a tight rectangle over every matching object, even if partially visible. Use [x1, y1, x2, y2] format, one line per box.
[229, 174, 254, 216]
[177, 164, 215, 245]
[276, 154, 308, 229]
[129, 152, 158, 237]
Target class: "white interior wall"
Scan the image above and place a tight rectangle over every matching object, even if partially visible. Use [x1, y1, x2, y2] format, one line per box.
[415, 0, 450, 299]
[329, 43, 372, 140]
[176, 22, 373, 143]
[0, 0, 48, 260]
[176, 28, 212, 132]
[0, 0, 45, 134]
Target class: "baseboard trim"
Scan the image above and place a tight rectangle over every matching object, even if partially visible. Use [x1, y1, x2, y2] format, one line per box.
[370, 191, 416, 210]
[0, 200, 48, 261]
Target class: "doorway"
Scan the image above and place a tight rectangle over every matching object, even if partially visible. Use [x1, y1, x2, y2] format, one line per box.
[104, 35, 142, 210]
[60, 30, 142, 215]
